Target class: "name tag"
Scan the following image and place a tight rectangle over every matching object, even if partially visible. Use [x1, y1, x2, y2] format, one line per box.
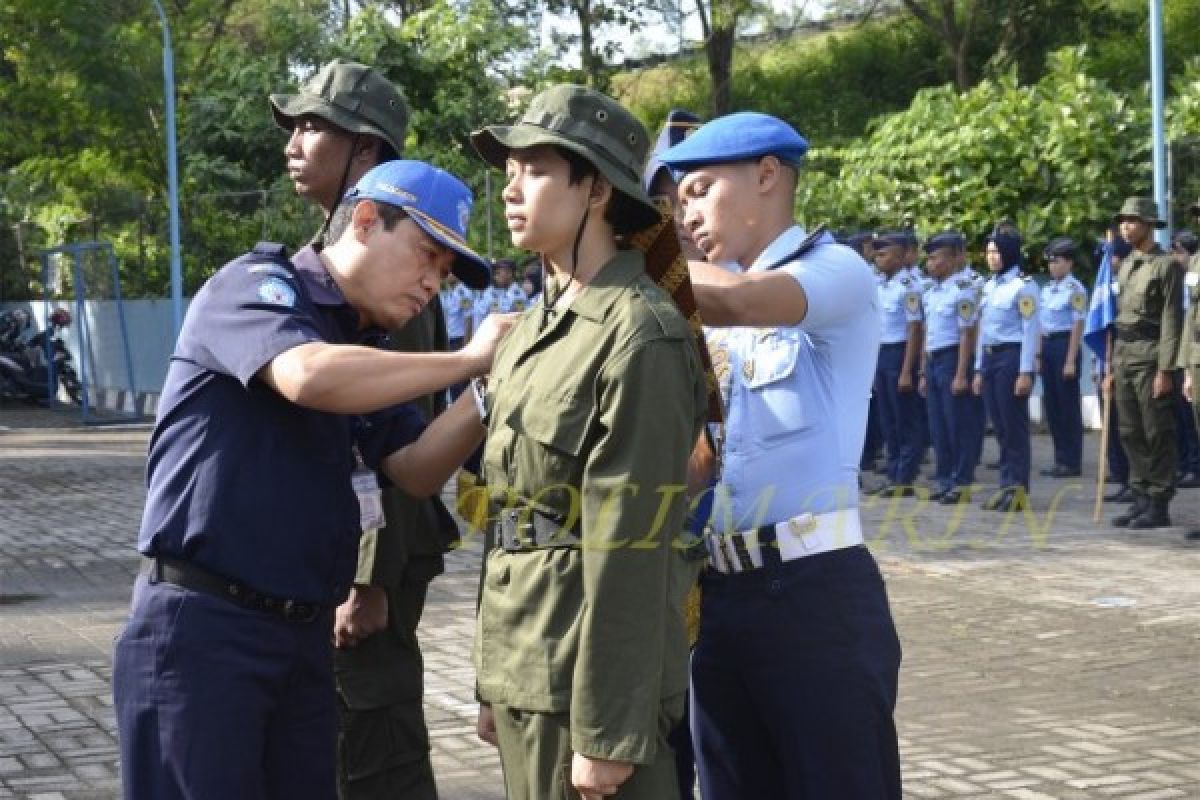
[352, 467, 384, 531]
[1111, 281, 1120, 296]
[1187, 272, 1199, 288]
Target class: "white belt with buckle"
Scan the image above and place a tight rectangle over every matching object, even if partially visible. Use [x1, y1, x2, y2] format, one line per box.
[704, 509, 864, 574]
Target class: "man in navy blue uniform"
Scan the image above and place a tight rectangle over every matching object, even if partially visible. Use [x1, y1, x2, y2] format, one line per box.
[661, 113, 902, 800]
[112, 160, 510, 800]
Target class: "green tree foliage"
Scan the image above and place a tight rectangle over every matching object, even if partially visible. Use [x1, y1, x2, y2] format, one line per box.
[798, 47, 1151, 277]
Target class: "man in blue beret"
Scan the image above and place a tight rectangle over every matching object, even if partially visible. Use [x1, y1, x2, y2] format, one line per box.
[659, 112, 902, 800]
[871, 229, 926, 496]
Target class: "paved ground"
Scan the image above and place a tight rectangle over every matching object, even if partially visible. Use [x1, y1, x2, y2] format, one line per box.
[1, 404, 1198, 799]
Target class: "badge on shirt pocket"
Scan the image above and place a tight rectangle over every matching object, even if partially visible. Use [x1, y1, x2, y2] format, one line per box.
[352, 468, 384, 532]
[1018, 295, 1036, 319]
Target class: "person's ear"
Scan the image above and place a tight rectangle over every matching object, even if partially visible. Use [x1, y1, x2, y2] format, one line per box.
[356, 137, 383, 164]
[756, 155, 783, 195]
[588, 174, 613, 212]
[350, 200, 379, 243]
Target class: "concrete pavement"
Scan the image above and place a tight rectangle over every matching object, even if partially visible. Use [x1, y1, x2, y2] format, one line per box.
[1, 405, 1197, 799]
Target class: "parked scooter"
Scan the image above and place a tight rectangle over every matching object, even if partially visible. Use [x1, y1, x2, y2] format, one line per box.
[0, 308, 82, 404]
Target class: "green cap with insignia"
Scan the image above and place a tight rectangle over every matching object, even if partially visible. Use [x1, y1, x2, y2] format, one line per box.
[470, 84, 660, 234]
[1113, 196, 1167, 229]
[270, 59, 408, 157]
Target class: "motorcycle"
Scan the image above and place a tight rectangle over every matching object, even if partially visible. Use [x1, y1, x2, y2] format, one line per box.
[0, 308, 83, 404]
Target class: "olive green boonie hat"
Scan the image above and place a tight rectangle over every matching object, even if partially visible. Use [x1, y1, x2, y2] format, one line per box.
[1113, 196, 1167, 229]
[270, 59, 408, 157]
[470, 84, 661, 233]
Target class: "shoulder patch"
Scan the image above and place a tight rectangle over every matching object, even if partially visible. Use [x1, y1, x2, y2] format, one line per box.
[1018, 294, 1036, 319]
[905, 292, 921, 313]
[1070, 291, 1086, 312]
[957, 298, 975, 320]
[257, 276, 297, 308]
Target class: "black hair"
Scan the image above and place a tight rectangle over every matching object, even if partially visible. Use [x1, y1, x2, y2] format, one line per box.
[554, 145, 643, 235]
[328, 200, 408, 243]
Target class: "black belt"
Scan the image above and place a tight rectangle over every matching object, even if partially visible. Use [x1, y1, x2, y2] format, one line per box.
[1116, 326, 1159, 343]
[1042, 330, 1070, 340]
[495, 509, 581, 553]
[142, 556, 325, 623]
[983, 342, 1020, 355]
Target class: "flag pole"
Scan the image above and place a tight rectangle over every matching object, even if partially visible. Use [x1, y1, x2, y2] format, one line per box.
[1093, 330, 1114, 522]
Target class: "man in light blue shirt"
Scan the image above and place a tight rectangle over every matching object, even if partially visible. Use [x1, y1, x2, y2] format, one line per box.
[660, 112, 901, 800]
[973, 224, 1040, 511]
[919, 231, 983, 504]
[872, 231, 926, 496]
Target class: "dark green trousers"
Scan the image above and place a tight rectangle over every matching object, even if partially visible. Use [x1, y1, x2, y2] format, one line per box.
[335, 557, 442, 800]
[492, 695, 684, 800]
[1113, 358, 1176, 501]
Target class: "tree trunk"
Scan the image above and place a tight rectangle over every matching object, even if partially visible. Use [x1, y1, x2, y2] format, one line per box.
[706, 24, 735, 116]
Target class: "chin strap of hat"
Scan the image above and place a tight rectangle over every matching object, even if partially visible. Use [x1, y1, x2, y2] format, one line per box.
[317, 134, 362, 246]
[540, 180, 591, 330]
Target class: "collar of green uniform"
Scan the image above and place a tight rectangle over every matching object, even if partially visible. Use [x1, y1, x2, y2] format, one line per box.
[560, 249, 644, 323]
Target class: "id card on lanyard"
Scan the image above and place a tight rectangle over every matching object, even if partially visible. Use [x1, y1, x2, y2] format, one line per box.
[352, 444, 384, 532]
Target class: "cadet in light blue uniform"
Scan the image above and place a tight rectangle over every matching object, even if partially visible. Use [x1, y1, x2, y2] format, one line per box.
[872, 231, 926, 496]
[661, 112, 901, 800]
[973, 224, 1040, 511]
[1037, 236, 1088, 477]
[919, 231, 983, 504]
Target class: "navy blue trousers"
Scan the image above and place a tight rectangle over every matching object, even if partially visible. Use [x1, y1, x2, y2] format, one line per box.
[862, 393, 883, 466]
[113, 576, 337, 800]
[690, 546, 902, 800]
[982, 346, 1031, 489]
[875, 343, 924, 484]
[926, 347, 983, 492]
[1039, 334, 1083, 471]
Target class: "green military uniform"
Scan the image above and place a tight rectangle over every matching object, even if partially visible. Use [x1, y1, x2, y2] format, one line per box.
[334, 300, 454, 800]
[469, 86, 707, 800]
[1178, 249, 1200, 438]
[1111, 198, 1183, 522]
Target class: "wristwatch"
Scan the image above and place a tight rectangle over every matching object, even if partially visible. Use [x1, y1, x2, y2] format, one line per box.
[470, 376, 489, 424]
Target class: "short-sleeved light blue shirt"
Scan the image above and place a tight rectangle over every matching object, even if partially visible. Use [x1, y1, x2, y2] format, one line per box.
[975, 266, 1040, 372]
[1039, 274, 1088, 334]
[707, 225, 879, 530]
[877, 270, 923, 344]
[924, 272, 979, 352]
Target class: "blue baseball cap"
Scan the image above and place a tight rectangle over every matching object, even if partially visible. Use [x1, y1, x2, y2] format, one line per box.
[924, 231, 965, 253]
[643, 109, 702, 193]
[344, 160, 491, 289]
[656, 111, 809, 171]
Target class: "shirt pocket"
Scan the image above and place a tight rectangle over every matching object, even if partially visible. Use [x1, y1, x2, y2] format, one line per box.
[504, 395, 592, 514]
[743, 330, 807, 445]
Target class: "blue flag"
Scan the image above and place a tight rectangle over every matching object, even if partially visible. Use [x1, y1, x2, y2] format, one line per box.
[1083, 247, 1117, 368]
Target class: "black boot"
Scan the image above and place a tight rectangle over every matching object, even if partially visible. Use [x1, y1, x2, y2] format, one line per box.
[1111, 493, 1147, 527]
[993, 486, 1028, 513]
[1128, 497, 1171, 529]
[1104, 485, 1135, 503]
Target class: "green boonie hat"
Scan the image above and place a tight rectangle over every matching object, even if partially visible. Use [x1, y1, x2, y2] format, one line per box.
[1113, 196, 1167, 229]
[269, 59, 408, 157]
[470, 84, 660, 233]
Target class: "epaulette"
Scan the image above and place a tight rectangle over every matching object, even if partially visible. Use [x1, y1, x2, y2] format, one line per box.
[763, 224, 829, 272]
[252, 241, 288, 259]
[956, 278, 971, 289]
